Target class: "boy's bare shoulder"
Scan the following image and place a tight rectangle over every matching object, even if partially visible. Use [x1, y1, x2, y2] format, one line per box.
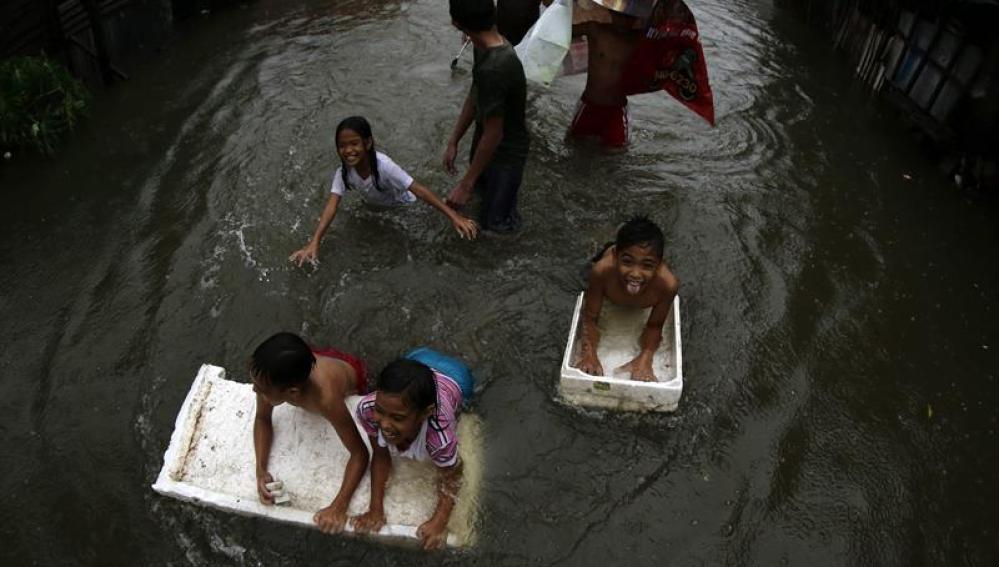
[314, 356, 353, 403]
[587, 252, 616, 288]
[655, 263, 680, 297]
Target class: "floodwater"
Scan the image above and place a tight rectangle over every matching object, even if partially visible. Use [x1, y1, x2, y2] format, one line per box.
[1, 0, 997, 564]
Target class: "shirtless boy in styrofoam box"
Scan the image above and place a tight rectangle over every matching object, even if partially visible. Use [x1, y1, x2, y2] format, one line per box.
[250, 333, 370, 533]
[577, 216, 679, 381]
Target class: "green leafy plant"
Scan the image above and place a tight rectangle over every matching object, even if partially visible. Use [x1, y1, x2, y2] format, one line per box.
[0, 56, 90, 156]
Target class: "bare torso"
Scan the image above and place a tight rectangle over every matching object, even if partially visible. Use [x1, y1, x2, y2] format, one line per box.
[294, 355, 358, 414]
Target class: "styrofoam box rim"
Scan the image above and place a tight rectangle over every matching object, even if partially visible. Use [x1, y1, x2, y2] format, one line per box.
[151, 364, 457, 546]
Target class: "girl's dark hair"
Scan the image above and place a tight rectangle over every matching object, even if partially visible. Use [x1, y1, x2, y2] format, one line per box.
[616, 215, 665, 258]
[250, 332, 315, 389]
[377, 358, 438, 411]
[335, 116, 386, 193]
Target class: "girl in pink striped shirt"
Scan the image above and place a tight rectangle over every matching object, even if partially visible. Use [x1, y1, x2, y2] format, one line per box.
[351, 349, 474, 550]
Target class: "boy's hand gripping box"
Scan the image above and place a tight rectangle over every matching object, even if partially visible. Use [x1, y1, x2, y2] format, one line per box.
[560, 292, 683, 412]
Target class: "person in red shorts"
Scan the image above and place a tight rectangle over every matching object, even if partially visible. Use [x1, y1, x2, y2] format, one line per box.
[493, 0, 654, 148]
[568, 0, 656, 149]
[249, 332, 369, 534]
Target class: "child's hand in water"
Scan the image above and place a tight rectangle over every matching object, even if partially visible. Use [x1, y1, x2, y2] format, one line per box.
[617, 357, 657, 382]
[417, 517, 449, 550]
[451, 216, 479, 239]
[577, 353, 604, 377]
[313, 503, 348, 534]
[289, 242, 319, 267]
[256, 471, 275, 504]
[350, 509, 386, 534]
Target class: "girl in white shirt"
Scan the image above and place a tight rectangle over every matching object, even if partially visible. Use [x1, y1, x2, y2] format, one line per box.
[290, 116, 478, 266]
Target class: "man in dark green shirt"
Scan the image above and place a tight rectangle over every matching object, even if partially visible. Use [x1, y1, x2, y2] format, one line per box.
[444, 0, 531, 234]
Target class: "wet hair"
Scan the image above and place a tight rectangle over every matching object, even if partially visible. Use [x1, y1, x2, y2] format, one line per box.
[377, 358, 438, 411]
[250, 332, 316, 389]
[335, 116, 386, 193]
[449, 0, 495, 32]
[615, 215, 665, 258]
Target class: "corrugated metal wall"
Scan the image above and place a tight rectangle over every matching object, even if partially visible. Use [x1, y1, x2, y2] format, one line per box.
[779, 0, 999, 189]
[1, 0, 176, 87]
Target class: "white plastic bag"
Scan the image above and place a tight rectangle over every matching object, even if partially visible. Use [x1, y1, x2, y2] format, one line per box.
[514, 0, 573, 86]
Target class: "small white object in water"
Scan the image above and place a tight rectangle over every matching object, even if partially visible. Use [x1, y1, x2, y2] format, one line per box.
[2, 151, 10, 160]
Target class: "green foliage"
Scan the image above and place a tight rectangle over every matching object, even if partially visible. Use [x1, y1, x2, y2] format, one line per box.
[0, 56, 90, 156]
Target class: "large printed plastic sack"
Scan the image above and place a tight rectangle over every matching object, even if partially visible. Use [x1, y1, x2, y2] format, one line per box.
[515, 0, 573, 86]
[620, 0, 716, 126]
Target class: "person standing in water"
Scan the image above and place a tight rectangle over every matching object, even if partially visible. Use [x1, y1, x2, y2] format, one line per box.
[568, 0, 657, 149]
[290, 116, 478, 266]
[443, 0, 530, 234]
[492, 0, 660, 149]
[578, 216, 679, 381]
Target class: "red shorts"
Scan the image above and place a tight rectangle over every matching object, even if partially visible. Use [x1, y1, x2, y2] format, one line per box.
[568, 97, 630, 147]
[311, 347, 368, 394]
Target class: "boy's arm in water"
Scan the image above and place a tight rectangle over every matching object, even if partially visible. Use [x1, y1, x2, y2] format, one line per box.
[578, 270, 606, 376]
[351, 442, 392, 534]
[417, 459, 464, 550]
[407, 181, 479, 239]
[289, 193, 342, 266]
[619, 276, 679, 381]
[253, 394, 276, 503]
[313, 399, 371, 534]
[443, 91, 476, 175]
[448, 114, 504, 207]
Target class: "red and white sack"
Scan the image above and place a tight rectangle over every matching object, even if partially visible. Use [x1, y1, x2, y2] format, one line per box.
[621, 0, 716, 126]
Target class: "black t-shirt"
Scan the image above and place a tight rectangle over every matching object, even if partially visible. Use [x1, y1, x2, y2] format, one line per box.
[471, 42, 530, 168]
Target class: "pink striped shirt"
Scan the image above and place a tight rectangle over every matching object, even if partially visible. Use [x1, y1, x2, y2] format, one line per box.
[356, 371, 463, 468]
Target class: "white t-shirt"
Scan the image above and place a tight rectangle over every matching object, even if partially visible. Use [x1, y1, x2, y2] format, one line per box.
[329, 151, 417, 206]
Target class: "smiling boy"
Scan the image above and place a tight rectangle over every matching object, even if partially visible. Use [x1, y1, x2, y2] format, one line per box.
[578, 216, 679, 381]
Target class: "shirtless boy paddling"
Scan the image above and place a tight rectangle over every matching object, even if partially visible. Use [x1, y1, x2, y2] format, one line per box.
[251, 333, 370, 534]
[578, 216, 679, 381]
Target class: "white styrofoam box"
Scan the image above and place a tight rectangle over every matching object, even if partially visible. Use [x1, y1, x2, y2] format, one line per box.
[152, 364, 482, 547]
[559, 293, 683, 412]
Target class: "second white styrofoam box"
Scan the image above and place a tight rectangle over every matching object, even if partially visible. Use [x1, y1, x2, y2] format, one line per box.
[560, 292, 683, 412]
[152, 364, 482, 547]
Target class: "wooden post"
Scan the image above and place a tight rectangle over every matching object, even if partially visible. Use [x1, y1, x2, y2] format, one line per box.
[44, 0, 69, 64]
[78, 0, 115, 85]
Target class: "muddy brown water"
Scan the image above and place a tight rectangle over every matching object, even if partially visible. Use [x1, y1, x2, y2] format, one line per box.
[1, 0, 997, 564]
